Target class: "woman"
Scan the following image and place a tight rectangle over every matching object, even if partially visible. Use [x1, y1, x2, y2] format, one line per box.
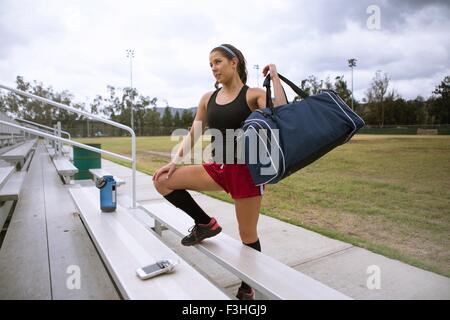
[152, 44, 287, 300]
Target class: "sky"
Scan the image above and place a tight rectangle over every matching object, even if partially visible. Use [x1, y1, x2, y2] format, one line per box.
[0, 0, 449, 109]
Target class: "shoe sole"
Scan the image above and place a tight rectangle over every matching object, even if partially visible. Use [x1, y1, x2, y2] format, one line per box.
[181, 226, 222, 246]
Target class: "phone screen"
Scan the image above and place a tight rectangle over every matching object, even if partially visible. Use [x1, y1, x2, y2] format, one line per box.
[142, 263, 164, 274]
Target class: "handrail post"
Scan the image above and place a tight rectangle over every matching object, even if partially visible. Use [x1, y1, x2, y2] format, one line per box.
[57, 121, 62, 157]
[53, 125, 57, 150]
[132, 133, 136, 208]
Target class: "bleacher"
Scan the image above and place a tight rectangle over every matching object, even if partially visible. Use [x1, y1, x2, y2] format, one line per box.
[44, 142, 78, 184]
[89, 168, 125, 186]
[0, 139, 36, 233]
[0, 136, 352, 300]
[139, 202, 349, 299]
[0, 140, 229, 299]
[1, 139, 37, 170]
[0, 142, 119, 299]
[0, 104, 350, 300]
[69, 186, 228, 299]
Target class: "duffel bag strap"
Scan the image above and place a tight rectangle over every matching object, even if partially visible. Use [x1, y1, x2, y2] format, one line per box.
[263, 73, 309, 109]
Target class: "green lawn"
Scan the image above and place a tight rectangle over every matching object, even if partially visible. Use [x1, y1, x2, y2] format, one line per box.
[76, 135, 450, 277]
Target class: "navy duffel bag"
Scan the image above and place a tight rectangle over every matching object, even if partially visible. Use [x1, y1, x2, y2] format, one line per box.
[239, 73, 365, 186]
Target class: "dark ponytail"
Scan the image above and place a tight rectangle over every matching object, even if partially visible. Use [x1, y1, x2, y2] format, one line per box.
[211, 44, 247, 89]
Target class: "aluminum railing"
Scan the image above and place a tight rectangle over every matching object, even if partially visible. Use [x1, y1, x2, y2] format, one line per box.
[16, 118, 72, 140]
[0, 84, 137, 208]
[16, 118, 70, 156]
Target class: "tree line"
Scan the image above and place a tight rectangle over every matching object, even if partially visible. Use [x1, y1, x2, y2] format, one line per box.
[296, 72, 449, 127]
[0, 72, 448, 137]
[0, 76, 195, 136]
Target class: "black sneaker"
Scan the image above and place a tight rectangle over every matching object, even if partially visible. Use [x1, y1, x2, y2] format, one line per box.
[181, 217, 222, 246]
[236, 286, 256, 300]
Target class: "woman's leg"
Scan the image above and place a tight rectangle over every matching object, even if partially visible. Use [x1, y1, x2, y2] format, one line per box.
[234, 195, 262, 299]
[153, 164, 223, 196]
[154, 165, 224, 244]
[234, 195, 262, 243]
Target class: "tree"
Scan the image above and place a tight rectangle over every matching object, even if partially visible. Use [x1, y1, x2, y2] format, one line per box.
[90, 95, 102, 115]
[162, 107, 173, 127]
[365, 71, 390, 127]
[102, 85, 118, 119]
[334, 76, 352, 106]
[135, 95, 156, 136]
[295, 75, 322, 100]
[430, 75, 450, 124]
[144, 106, 161, 135]
[173, 111, 183, 128]
[181, 109, 194, 127]
[0, 93, 5, 113]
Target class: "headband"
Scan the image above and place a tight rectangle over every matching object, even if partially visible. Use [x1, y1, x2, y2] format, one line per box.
[218, 45, 238, 60]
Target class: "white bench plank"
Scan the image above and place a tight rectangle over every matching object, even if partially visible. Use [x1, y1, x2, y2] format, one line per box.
[0, 144, 118, 299]
[1, 140, 36, 169]
[89, 169, 125, 186]
[0, 166, 15, 190]
[47, 147, 56, 158]
[53, 158, 78, 175]
[69, 186, 229, 300]
[0, 146, 51, 299]
[1, 140, 35, 161]
[0, 171, 27, 201]
[40, 147, 120, 299]
[52, 157, 78, 184]
[140, 202, 351, 300]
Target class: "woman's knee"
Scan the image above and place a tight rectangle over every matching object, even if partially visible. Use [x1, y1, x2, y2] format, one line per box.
[153, 174, 171, 194]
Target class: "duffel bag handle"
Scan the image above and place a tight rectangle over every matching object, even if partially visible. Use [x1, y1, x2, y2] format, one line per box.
[263, 73, 309, 109]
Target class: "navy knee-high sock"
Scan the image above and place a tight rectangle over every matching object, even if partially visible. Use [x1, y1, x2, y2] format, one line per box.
[163, 189, 211, 225]
[241, 239, 261, 291]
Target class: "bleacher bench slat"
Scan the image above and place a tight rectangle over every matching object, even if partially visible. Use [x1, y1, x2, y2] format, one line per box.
[140, 202, 351, 300]
[0, 171, 27, 202]
[1, 140, 36, 169]
[69, 186, 229, 300]
[53, 157, 78, 183]
[0, 166, 15, 190]
[47, 147, 56, 158]
[89, 169, 125, 186]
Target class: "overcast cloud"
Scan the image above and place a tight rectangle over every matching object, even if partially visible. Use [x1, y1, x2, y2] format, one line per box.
[0, 0, 449, 108]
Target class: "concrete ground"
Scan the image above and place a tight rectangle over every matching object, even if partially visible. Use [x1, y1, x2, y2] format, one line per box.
[100, 159, 450, 300]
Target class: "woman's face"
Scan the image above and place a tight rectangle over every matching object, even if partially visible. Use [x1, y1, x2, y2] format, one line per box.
[209, 50, 237, 84]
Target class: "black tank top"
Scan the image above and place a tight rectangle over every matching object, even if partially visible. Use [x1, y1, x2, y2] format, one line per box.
[206, 85, 252, 164]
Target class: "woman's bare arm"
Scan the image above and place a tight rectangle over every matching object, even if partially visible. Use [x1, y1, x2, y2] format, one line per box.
[263, 64, 287, 107]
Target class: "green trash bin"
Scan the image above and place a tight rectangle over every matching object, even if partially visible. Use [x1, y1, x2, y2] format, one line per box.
[73, 144, 101, 180]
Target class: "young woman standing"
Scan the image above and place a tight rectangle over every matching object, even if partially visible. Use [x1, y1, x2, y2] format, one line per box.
[153, 44, 287, 299]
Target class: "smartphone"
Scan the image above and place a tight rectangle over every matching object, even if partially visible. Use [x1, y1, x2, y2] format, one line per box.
[136, 259, 177, 280]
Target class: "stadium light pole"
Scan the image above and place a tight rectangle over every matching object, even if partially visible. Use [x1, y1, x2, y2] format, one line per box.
[348, 58, 357, 111]
[126, 49, 135, 130]
[253, 64, 260, 87]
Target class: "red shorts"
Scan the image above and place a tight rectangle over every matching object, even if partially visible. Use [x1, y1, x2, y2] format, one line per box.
[202, 162, 265, 199]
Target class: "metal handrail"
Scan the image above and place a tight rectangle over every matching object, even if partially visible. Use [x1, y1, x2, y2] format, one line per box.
[0, 84, 137, 208]
[16, 118, 71, 140]
[19, 123, 71, 154]
[0, 121, 131, 161]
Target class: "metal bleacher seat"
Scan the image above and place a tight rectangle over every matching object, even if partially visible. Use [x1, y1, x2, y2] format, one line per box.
[140, 202, 351, 300]
[89, 168, 125, 186]
[0, 139, 37, 170]
[69, 186, 229, 299]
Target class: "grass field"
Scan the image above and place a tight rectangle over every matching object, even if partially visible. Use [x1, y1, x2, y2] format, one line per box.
[76, 135, 450, 277]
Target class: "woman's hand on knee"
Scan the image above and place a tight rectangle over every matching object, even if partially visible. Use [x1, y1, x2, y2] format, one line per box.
[153, 161, 177, 181]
